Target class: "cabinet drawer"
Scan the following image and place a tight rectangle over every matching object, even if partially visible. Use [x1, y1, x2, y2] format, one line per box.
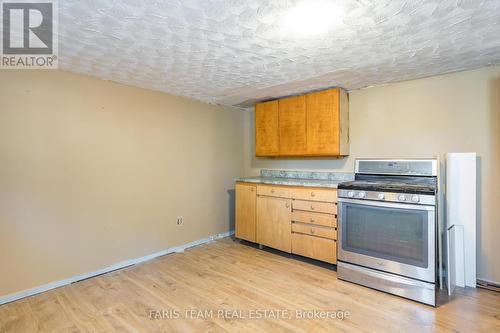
[293, 200, 337, 214]
[292, 222, 336, 240]
[291, 211, 336, 227]
[291, 188, 336, 202]
[291, 233, 337, 264]
[257, 186, 291, 198]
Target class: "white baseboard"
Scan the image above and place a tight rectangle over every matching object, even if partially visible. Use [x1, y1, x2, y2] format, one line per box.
[477, 278, 500, 288]
[0, 230, 234, 306]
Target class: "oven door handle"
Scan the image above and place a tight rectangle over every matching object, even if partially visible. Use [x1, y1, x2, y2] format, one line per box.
[337, 197, 435, 211]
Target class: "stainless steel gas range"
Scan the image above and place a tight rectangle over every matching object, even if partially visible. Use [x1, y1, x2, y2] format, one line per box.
[337, 159, 438, 306]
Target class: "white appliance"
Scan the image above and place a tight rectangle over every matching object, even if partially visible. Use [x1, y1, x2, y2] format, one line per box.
[446, 153, 477, 292]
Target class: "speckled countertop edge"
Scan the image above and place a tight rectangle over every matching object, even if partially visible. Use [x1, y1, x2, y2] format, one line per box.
[235, 169, 354, 189]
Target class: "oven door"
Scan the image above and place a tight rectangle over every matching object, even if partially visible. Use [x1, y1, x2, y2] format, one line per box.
[338, 198, 435, 283]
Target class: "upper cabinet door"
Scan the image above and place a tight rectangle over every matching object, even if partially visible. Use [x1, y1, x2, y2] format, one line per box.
[278, 95, 306, 156]
[306, 88, 340, 155]
[255, 100, 279, 156]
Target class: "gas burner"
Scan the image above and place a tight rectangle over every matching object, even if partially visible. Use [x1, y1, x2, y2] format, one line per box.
[338, 161, 437, 197]
[338, 177, 436, 195]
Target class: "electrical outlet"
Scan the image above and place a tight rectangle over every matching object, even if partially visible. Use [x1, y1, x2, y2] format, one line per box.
[176, 216, 183, 226]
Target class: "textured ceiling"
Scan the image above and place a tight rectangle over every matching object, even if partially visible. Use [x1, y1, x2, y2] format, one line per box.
[58, 0, 500, 107]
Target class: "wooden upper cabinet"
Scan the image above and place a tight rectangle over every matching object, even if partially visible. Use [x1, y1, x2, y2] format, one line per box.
[254, 87, 349, 157]
[255, 100, 279, 156]
[306, 89, 340, 155]
[278, 95, 306, 156]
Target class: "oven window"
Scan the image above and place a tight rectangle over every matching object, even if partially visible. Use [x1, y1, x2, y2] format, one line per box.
[342, 203, 429, 268]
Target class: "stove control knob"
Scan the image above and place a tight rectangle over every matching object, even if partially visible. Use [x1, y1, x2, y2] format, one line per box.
[411, 195, 420, 203]
[358, 191, 366, 199]
[398, 194, 407, 202]
[347, 191, 354, 198]
[377, 193, 385, 200]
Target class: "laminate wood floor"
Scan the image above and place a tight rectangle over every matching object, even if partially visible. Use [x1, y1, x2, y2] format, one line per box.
[1, 237, 499, 332]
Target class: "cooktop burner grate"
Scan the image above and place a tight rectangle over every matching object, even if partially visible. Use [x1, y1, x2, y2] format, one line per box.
[338, 175, 437, 195]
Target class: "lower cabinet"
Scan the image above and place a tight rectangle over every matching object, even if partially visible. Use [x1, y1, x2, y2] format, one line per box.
[235, 183, 256, 242]
[256, 196, 291, 253]
[235, 182, 337, 264]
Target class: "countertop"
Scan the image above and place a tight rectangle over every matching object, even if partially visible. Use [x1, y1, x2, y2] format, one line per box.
[235, 176, 343, 188]
[235, 170, 354, 189]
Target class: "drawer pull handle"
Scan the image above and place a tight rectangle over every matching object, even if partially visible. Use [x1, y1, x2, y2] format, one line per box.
[310, 205, 315, 210]
[310, 228, 315, 234]
[310, 218, 315, 223]
[310, 192, 315, 197]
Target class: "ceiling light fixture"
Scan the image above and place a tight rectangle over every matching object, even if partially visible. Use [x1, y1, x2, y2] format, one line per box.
[282, 1, 343, 37]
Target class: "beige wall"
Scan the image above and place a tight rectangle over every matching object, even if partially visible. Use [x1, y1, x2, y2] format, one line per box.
[0, 70, 244, 297]
[243, 66, 500, 283]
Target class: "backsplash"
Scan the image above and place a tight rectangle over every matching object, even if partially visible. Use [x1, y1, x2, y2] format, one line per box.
[260, 169, 354, 181]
